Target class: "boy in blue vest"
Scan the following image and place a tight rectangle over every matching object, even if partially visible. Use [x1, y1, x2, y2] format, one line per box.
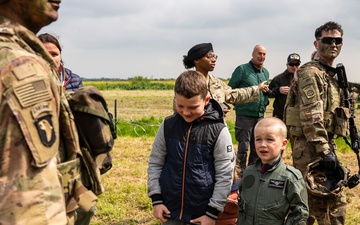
[148, 70, 235, 225]
[237, 117, 309, 225]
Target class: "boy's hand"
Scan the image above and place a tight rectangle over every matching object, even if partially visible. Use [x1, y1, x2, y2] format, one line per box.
[190, 215, 215, 225]
[153, 204, 171, 223]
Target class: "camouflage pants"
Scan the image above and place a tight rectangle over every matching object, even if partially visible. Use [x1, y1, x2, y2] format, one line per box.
[307, 192, 346, 225]
[289, 135, 338, 175]
[290, 136, 346, 225]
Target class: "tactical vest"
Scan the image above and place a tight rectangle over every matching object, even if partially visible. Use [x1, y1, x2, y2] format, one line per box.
[284, 61, 349, 138]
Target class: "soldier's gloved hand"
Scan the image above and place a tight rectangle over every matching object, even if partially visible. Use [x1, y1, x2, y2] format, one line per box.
[321, 150, 338, 171]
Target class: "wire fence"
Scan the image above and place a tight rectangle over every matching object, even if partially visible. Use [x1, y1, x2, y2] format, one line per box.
[114, 118, 162, 137]
[113, 117, 236, 138]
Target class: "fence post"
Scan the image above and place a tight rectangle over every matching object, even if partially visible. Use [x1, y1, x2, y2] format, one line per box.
[114, 99, 117, 122]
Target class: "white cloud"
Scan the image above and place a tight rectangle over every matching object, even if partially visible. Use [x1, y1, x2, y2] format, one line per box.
[39, 0, 360, 82]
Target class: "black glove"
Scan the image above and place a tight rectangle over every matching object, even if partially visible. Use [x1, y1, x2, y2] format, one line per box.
[321, 151, 338, 171]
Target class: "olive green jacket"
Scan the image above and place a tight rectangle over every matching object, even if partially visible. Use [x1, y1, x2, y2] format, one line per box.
[238, 159, 309, 225]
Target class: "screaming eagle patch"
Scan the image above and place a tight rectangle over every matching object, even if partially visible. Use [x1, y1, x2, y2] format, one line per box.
[35, 114, 56, 147]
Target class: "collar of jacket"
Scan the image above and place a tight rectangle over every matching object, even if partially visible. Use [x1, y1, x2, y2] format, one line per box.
[284, 69, 294, 78]
[260, 156, 282, 174]
[196, 99, 224, 124]
[250, 60, 263, 72]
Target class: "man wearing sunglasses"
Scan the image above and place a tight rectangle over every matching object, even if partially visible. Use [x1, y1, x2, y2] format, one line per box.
[269, 53, 301, 120]
[285, 21, 347, 225]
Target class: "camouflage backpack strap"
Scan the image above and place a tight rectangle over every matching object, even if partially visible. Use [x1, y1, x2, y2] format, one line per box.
[66, 86, 117, 195]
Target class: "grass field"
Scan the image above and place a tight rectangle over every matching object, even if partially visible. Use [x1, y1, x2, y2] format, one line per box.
[90, 90, 360, 225]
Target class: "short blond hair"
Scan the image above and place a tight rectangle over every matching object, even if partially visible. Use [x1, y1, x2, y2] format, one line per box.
[255, 117, 287, 139]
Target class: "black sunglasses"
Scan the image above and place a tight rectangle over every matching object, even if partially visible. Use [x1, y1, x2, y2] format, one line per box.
[288, 62, 300, 67]
[318, 37, 343, 45]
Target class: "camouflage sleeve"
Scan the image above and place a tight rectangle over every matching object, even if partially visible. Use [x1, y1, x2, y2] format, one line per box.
[208, 74, 259, 104]
[297, 66, 330, 153]
[224, 86, 260, 104]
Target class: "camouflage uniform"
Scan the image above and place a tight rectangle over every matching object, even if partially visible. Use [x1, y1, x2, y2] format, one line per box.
[0, 17, 97, 225]
[0, 17, 67, 224]
[284, 60, 348, 225]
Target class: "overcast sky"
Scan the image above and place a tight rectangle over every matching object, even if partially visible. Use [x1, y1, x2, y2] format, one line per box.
[40, 0, 360, 82]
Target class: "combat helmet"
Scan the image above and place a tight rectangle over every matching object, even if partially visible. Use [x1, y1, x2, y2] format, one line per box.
[305, 158, 349, 197]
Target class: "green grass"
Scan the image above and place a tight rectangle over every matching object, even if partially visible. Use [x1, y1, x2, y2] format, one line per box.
[83, 78, 175, 91]
[91, 137, 158, 225]
[115, 116, 163, 137]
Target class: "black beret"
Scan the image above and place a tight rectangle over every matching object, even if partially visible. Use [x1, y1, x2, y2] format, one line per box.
[186, 43, 213, 61]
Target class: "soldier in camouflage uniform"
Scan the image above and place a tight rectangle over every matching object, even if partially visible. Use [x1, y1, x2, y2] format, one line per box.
[284, 21, 347, 225]
[0, 0, 67, 224]
[182, 43, 268, 114]
[0, 1, 97, 224]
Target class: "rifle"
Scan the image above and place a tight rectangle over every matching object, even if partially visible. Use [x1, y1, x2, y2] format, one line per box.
[336, 63, 360, 188]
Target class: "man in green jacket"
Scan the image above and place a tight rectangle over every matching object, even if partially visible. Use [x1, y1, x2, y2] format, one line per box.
[228, 45, 270, 178]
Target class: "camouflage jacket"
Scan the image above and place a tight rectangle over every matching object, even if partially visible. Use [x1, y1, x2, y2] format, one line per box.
[284, 60, 348, 153]
[0, 16, 68, 224]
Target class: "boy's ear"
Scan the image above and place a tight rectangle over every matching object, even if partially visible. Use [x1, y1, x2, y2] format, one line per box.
[205, 95, 211, 105]
[281, 139, 288, 150]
